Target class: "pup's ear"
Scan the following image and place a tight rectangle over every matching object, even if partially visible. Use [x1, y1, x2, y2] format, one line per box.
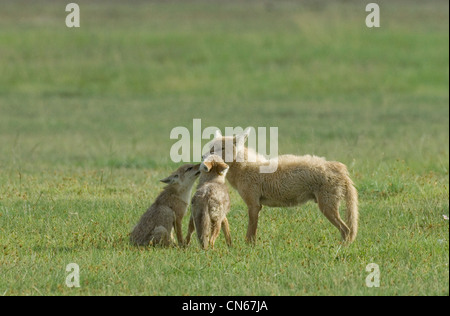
[160, 175, 175, 184]
[200, 161, 213, 172]
[217, 161, 230, 176]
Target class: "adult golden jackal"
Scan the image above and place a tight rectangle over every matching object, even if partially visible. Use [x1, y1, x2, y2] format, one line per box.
[204, 129, 358, 244]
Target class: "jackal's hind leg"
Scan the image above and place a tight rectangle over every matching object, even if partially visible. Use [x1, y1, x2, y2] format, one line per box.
[185, 216, 195, 246]
[221, 217, 232, 247]
[151, 226, 171, 247]
[317, 196, 350, 242]
[209, 221, 222, 249]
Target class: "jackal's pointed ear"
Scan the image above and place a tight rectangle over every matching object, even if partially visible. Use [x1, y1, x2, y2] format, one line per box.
[235, 127, 252, 146]
[217, 161, 230, 176]
[242, 127, 252, 140]
[160, 175, 175, 184]
[214, 129, 222, 139]
[200, 161, 213, 173]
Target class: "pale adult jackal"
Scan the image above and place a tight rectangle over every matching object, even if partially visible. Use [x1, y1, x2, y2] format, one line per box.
[204, 129, 359, 244]
[186, 155, 232, 249]
[130, 164, 200, 247]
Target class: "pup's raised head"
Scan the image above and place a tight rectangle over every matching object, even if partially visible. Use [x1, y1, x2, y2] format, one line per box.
[160, 163, 201, 186]
[200, 154, 229, 178]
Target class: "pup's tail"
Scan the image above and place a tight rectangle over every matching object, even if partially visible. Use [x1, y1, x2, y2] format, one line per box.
[194, 206, 211, 250]
[344, 176, 359, 243]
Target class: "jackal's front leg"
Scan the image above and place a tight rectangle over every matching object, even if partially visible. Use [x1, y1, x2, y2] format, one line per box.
[245, 203, 262, 244]
[174, 216, 184, 246]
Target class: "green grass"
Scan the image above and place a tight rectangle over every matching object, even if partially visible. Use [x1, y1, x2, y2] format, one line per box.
[0, 0, 448, 296]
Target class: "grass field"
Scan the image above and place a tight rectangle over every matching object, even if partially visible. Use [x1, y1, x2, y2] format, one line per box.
[0, 0, 448, 296]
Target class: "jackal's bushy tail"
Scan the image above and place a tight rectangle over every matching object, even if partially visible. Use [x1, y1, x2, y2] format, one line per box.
[345, 177, 359, 243]
[194, 205, 211, 249]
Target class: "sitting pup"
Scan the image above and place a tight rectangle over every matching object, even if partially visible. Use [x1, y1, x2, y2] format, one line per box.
[130, 163, 200, 247]
[185, 155, 232, 249]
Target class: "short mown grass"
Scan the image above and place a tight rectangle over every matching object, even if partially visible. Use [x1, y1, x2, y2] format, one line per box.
[0, 0, 448, 295]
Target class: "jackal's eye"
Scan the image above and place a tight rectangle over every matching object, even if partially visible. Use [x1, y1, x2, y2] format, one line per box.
[186, 167, 192, 172]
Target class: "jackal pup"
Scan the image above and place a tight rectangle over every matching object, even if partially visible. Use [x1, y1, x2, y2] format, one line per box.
[186, 155, 232, 249]
[130, 163, 200, 247]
